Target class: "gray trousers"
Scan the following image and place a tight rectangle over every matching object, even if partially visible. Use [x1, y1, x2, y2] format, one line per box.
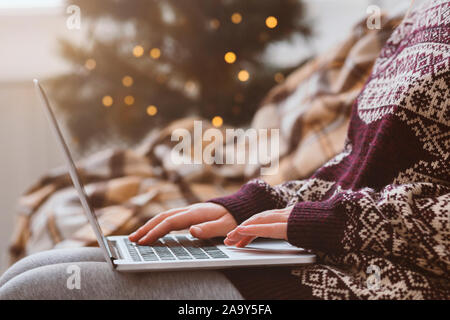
[0, 248, 243, 300]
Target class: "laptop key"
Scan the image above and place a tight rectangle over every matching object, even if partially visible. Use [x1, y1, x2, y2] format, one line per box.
[163, 237, 193, 260]
[194, 239, 229, 259]
[124, 239, 142, 262]
[135, 245, 159, 261]
[175, 236, 210, 260]
[152, 240, 176, 260]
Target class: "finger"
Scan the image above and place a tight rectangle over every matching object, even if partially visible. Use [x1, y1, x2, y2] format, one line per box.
[190, 215, 237, 239]
[138, 209, 222, 245]
[236, 236, 256, 248]
[224, 232, 253, 246]
[240, 211, 288, 227]
[129, 207, 186, 242]
[234, 223, 287, 240]
[224, 235, 254, 247]
[225, 223, 286, 245]
[225, 212, 287, 241]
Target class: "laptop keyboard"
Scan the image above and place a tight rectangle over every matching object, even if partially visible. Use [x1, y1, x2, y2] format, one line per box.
[124, 235, 229, 262]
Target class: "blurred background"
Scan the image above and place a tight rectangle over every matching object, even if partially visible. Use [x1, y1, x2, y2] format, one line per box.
[0, 0, 416, 272]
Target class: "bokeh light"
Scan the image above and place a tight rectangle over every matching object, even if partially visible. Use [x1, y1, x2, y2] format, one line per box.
[102, 95, 113, 107]
[265, 16, 278, 29]
[150, 48, 161, 59]
[133, 45, 144, 57]
[231, 13, 242, 24]
[224, 51, 236, 64]
[146, 105, 158, 116]
[212, 116, 223, 128]
[238, 70, 250, 82]
[122, 76, 133, 87]
[209, 18, 220, 29]
[124, 95, 135, 106]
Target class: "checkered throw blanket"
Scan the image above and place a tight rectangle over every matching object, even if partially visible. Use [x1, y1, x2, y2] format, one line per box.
[9, 14, 401, 264]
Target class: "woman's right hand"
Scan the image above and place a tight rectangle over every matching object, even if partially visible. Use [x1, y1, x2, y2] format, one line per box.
[128, 202, 237, 245]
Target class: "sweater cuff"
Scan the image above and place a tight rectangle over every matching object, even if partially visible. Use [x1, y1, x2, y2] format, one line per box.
[208, 183, 279, 224]
[287, 198, 345, 253]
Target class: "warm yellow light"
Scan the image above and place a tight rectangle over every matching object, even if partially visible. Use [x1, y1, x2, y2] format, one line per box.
[150, 48, 161, 59]
[265, 16, 278, 29]
[231, 13, 242, 24]
[102, 95, 113, 107]
[146, 105, 158, 116]
[224, 51, 236, 64]
[212, 116, 223, 128]
[124, 95, 135, 106]
[85, 59, 96, 70]
[209, 18, 220, 30]
[238, 70, 250, 82]
[133, 45, 144, 57]
[122, 76, 133, 87]
[274, 72, 285, 83]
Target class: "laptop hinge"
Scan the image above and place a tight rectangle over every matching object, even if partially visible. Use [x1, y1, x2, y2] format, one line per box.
[106, 239, 123, 260]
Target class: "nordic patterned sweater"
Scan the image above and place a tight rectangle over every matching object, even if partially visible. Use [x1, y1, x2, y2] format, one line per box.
[209, 0, 450, 300]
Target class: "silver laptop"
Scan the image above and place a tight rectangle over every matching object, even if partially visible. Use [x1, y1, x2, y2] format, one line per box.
[34, 79, 316, 272]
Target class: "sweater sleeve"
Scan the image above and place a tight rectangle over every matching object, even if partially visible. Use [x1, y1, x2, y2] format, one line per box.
[208, 179, 306, 224]
[287, 182, 450, 277]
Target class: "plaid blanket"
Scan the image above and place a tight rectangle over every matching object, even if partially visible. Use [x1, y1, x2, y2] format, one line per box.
[9, 14, 401, 264]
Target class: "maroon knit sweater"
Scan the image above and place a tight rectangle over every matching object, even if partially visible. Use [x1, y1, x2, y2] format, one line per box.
[209, 0, 449, 299]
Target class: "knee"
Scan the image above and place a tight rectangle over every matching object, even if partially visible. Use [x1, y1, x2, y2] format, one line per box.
[0, 248, 103, 288]
[0, 263, 84, 300]
[0, 249, 60, 288]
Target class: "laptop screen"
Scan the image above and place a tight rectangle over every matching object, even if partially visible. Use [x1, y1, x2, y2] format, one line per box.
[33, 79, 114, 267]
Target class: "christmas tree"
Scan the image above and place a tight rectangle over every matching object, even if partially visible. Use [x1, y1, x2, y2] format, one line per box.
[49, 0, 310, 151]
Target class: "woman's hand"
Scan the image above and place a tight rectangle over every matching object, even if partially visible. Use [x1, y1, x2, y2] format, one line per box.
[224, 206, 293, 248]
[128, 202, 237, 245]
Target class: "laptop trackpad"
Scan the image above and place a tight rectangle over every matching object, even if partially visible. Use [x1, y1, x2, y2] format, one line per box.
[227, 239, 308, 254]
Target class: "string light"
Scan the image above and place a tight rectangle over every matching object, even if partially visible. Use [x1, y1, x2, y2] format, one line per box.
[224, 51, 236, 64]
[85, 59, 96, 70]
[212, 116, 223, 128]
[274, 72, 285, 83]
[122, 76, 133, 87]
[238, 70, 250, 82]
[265, 16, 278, 29]
[150, 48, 161, 59]
[146, 105, 158, 116]
[102, 95, 113, 107]
[209, 18, 220, 30]
[231, 13, 242, 24]
[124, 95, 135, 106]
[133, 45, 144, 57]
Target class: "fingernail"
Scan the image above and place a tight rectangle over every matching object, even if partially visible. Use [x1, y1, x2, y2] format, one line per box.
[191, 226, 202, 236]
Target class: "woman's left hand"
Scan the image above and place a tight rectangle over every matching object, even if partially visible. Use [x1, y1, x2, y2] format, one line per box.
[224, 206, 294, 247]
